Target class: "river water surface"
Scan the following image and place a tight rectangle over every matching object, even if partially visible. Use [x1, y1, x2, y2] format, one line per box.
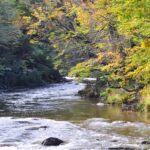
[0, 82, 150, 150]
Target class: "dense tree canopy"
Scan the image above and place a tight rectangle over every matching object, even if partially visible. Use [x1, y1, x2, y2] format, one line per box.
[0, 0, 149, 111]
[0, 0, 61, 88]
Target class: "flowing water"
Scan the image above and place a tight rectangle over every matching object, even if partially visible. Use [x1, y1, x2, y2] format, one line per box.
[0, 82, 150, 150]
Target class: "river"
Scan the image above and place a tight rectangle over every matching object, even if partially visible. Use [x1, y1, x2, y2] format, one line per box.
[0, 81, 150, 150]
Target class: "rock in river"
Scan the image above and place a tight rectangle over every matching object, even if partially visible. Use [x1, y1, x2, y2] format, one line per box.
[141, 141, 150, 145]
[109, 147, 136, 150]
[42, 137, 64, 146]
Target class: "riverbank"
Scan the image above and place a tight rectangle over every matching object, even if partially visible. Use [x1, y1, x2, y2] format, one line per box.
[0, 81, 150, 149]
[1, 81, 150, 123]
[0, 76, 71, 93]
[78, 81, 150, 112]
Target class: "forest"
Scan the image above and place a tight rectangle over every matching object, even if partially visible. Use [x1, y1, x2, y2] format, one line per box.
[0, 0, 150, 111]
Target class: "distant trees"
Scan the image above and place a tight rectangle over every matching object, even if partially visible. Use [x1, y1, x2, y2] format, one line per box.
[0, 0, 149, 111]
[16, 0, 150, 93]
[0, 0, 60, 88]
[66, 0, 150, 110]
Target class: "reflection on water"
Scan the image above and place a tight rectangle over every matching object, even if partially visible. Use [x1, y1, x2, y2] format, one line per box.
[1, 100, 150, 124]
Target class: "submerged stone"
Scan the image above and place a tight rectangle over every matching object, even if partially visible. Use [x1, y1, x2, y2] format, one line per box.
[121, 103, 138, 111]
[108, 146, 137, 150]
[97, 102, 105, 106]
[141, 141, 150, 145]
[42, 137, 64, 146]
[78, 83, 99, 98]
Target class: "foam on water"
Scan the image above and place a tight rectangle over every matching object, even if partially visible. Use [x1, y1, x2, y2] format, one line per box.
[0, 82, 150, 149]
[0, 82, 85, 112]
[0, 117, 150, 150]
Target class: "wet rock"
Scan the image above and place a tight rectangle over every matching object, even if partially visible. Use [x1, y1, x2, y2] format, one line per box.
[0, 144, 14, 147]
[111, 140, 118, 142]
[16, 121, 31, 124]
[109, 147, 136, 150]
[26, 126, 48, 131]
[62, 77, 73, 82]
[42, 137, 64, 146]
[97, 102, 105, 107]
[40, 126, 48, 129]
[33, 118, 39, 120]
[78, 83, 99, 98]
[121, 103, 137, 112]
[141, 141, 150, 144]
[26, 127, 39, 131]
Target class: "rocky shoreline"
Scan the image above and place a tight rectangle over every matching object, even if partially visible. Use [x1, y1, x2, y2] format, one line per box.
[78, 82, 143, 112]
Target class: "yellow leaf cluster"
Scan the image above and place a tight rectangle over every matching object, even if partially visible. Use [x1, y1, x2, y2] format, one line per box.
[76, 7, 90, 27]
[101, 51, 122, 71]
[49, 9, 64, 20]
[141, 39, 150, 48]
[22, 16, 31, 23]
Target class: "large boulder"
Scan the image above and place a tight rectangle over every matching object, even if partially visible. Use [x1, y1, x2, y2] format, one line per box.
[121, 103, 138, 111]
[78, 83, 99, 98]
[141, 141, 150, 145]
[42, 137, 64, 146]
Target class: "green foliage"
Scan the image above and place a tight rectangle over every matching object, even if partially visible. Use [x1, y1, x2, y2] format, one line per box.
[0, 0, 149, 113]
[69, 63, 91, 77]
[111, 0, 150, 38]
[64, 0, 150, 111]
[125, 46, 150, 84]
[139, 85, 150, 112]
[0, 0, 61, 88]
[104, 88, 131, 105]
[68, 57, 102, 78]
